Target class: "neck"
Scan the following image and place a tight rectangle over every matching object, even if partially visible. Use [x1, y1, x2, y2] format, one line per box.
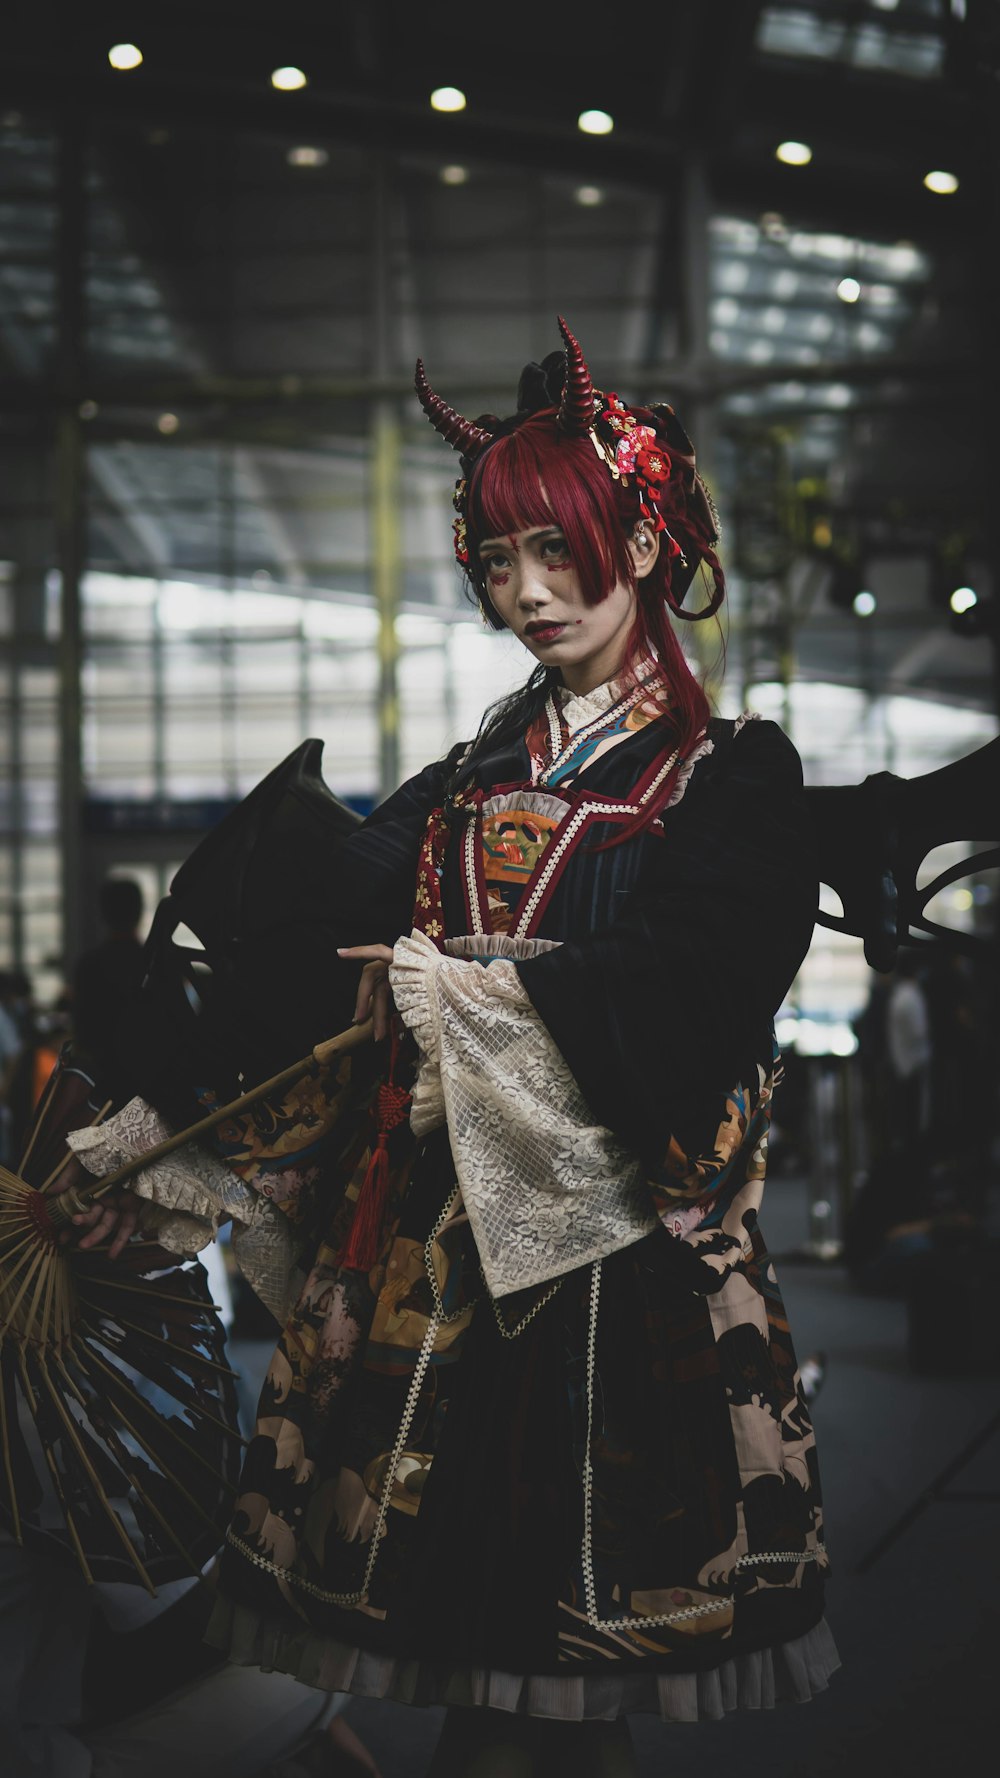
[560, 651, 628, 698]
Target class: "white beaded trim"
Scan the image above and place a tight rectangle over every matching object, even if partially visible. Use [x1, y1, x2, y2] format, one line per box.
[463, 810, 485, 936]
[580, 1260, 822, 1632]
[545, 696, 563, 768]
[538, 684, 652, 788]
[227, 1306, 441, 1608]
[424, 1185, 475, 1327]
[424, 1182, 563, 1340]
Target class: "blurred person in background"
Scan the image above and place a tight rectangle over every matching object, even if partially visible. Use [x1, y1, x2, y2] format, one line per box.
[0, 968, 29, 1164]
[73, 878, 147, 1107]
[884, 950, 932, 1154]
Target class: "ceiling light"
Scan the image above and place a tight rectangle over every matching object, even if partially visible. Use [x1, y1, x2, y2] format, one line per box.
[108, 43, 142, 71]
[157, 413, 179, 435]
[578, 109, 614, 136]
[853, 590, 876, 617]
[775, 140, 812, 167]
[287, 145, 327, 167]
[837, 276, 862, 303]
[439, 164, 469, 185]
[950, 585, 977, 613]
[271, 66, 307, 91]
[923, 169, 959, 195]
[574, 185, 604, 206]
[431, 86, 466, 112]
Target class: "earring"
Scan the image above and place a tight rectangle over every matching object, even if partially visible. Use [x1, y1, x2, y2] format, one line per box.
[634, 524, 649, 551]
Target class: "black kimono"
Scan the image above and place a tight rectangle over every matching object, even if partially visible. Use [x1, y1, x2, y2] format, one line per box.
[211, 678, 838, 1720]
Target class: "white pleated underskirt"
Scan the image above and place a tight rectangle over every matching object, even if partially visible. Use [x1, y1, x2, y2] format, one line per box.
[212, 1600, 840, 1724]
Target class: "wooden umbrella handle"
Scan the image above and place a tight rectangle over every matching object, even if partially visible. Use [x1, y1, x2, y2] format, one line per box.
[49, 1017, 375, 1223]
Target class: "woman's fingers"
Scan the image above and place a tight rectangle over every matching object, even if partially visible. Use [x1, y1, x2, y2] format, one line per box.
[75, 1203, 118, 1251]
[109, 1194, 140, 1260]
[338, 945, 396, 1037]
[72, 1189, 140, 1257]
[372, 971, 391, 1042]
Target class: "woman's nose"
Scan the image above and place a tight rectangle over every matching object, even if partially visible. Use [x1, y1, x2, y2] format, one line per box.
[517, 563, 552, 607]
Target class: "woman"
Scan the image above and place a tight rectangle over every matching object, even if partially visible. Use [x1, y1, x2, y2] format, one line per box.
[210, 321, 838, 1775]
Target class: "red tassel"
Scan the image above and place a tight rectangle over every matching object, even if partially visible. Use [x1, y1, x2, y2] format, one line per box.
[339, 1034, 412, 1271]
[339, 1134, 391, 1271]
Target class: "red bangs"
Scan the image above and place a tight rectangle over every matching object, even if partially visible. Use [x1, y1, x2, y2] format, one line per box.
[466, 412, 634, 610]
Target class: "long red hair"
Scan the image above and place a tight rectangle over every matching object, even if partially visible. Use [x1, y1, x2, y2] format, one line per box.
[463, 409, 719, 813]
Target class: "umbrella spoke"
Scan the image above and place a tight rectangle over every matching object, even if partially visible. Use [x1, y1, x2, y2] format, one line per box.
[75, 1296, 238, 1378]
[34, 1352, 156, 1594]
[16, 1348, 94, 1585]
[71, 1340, 236, 1538]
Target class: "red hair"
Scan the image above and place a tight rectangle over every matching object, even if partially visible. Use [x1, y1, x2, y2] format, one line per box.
[464, 409, 718, 816]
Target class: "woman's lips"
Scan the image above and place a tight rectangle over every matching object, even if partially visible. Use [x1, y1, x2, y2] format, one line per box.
[524, 622, 566, 644]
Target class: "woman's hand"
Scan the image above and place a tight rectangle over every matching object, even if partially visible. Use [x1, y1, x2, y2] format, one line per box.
[70, 1187, 142, 1259]
[338, 943, 396, 1041]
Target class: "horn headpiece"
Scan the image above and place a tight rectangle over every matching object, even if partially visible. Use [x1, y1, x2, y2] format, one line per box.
[414, 359, 494, 459]
[555, 315, 595, 435]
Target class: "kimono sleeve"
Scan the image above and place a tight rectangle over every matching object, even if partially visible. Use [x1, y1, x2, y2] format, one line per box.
[514, 719, 818, 1170]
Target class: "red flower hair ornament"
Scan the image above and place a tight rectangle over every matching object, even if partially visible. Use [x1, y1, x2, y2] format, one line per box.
[415, 316, 723, 620]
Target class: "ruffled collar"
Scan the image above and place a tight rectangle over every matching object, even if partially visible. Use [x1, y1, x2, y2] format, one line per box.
[555, 657, 660, 735]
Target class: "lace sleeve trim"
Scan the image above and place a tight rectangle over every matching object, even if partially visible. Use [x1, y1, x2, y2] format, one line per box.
[392, 928, 655, 1296]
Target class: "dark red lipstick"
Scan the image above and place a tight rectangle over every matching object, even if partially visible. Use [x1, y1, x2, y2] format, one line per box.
[524, 621, 566, 644]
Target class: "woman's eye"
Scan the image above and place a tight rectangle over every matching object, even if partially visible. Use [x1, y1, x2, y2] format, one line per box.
[541, 537, 569, 560]
[486, 555, 511, 574]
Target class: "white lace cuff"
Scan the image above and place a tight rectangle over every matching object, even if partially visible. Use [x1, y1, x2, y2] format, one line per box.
[391, 930, 448, 1137]
[391, 928, 656, 1297]
[67, 1097, 267, 1255]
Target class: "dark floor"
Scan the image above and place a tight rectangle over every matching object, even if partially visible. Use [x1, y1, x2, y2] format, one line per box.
[233, 1174, 1000, 1777]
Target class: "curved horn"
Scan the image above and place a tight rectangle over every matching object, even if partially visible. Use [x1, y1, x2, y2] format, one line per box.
[556, 316, 595, 435]
[414, 361, 494, 457]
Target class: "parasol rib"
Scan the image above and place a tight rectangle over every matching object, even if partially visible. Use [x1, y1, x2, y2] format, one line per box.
[75, 1296, 239, 1377]
[71, 1339, 237, 1536]
[53, 1350, 206, 1580]
[16, 1347, 94, 1582]
[34, 1352, 156, 1593]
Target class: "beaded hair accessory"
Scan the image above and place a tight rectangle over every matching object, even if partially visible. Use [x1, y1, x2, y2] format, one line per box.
[415, 316, 723, 620]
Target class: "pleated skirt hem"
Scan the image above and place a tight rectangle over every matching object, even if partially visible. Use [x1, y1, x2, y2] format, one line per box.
[209, 1600, 840, 1724]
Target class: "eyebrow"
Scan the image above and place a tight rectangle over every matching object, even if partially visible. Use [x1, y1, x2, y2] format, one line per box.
[477, 527, 564, 554]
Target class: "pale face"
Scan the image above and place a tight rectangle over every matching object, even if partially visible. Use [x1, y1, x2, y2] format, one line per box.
[477, 523, 657, 695]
